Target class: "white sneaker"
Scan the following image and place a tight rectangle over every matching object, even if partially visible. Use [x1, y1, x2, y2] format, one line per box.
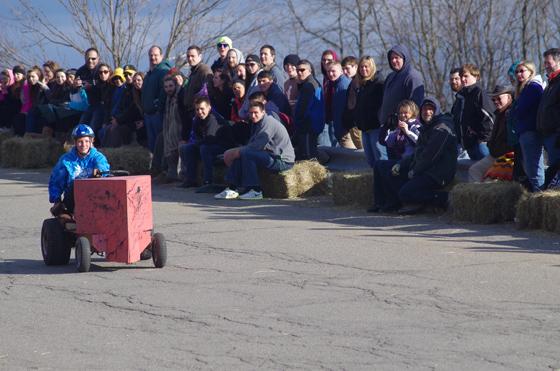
[214, 188, 239, 199]
[238, 189, 263, 200]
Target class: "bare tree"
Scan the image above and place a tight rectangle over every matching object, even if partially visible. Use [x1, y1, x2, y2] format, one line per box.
[11, 0, 156, 67]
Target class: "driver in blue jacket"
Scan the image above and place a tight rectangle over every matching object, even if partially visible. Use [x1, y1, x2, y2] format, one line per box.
[48, 124, 110, 214]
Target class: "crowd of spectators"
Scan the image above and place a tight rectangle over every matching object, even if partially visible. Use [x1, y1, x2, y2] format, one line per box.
[1, 38, 560, 206]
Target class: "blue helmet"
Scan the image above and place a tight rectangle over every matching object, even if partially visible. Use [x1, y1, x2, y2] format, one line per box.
[71, 124, 95, 139]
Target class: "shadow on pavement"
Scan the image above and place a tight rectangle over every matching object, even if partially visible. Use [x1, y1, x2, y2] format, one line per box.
[2, 168, 558, 258]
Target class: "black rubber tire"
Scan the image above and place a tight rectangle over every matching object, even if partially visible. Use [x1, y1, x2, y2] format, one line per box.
[151, 233, 167, 268]
[41, 218, 71, 266]
[75, 237, 91, 272]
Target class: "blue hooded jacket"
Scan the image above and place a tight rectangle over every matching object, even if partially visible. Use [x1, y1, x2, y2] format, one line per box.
[48, 147, 110, 203]
[379, 45, 425, 126]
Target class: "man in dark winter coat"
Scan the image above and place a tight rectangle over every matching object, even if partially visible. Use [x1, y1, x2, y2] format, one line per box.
[181, 45, 213, 140]
[257, 70, 291, 117]
[449, 67, 464, 154]
[455, 64, 495, 161]
[370, 97, 457, 214]
[260, 44, 286, 92]
[294, 59, 323, 160]
[76, 48, 100, 126]
[378, 45, 425, 128]
[536, 48, 560, 168]
[178, 96, 234, 188]
[324, 61, 351, 147]
[141, 45, 172, 152]
[468, 85, 514, 182]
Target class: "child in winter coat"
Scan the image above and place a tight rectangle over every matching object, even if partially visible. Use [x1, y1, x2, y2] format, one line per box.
[380, 100, 421, 160]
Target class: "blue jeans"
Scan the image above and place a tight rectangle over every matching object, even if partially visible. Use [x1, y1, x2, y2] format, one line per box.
[465, 142, 489, 161]
[543, 133, 560, 168]
[399, 174, 448, 208]
[226, 148, 294, 188]
[25, 110, 42, 134]
[295, 130, 318, 160]
[318, 122, 337, 147]
[79, 104, 104, 133]
[144, 112, 163, 153]
[519, 131, 545, 191]
[373, 159, 402, 208]
[180, 143, 225, 183]
[362, 128, 387, 168]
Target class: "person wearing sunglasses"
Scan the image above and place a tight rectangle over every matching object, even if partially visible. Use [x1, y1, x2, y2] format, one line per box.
[211, 36, 232, 72]
[75, 47, 100, 88]
[78, 63, 111, 135]
[76, 47, 101, 127]
[293, 59, 323, 161]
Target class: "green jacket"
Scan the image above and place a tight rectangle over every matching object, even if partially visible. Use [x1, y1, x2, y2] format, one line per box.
[141, 60, 172, 114]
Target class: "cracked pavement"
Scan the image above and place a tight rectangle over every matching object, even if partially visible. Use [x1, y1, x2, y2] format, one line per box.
[1, 168, 560, 370]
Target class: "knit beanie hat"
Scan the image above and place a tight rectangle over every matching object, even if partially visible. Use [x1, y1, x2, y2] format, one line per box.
[216, 36, 233, 48]
[283, 54, 300, 67]
[245, 54, 261, 66]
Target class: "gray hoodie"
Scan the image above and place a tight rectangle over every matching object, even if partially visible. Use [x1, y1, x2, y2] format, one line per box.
[379, 45, 425, 126]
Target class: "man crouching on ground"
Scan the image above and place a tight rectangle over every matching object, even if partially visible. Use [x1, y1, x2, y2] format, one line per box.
[214, 101, 295, 200]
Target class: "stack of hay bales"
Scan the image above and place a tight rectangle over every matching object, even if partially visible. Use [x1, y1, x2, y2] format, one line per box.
[331, 171, 373, 206]
[450, 181, 526, 223]
[516, 190, 560, 233]
[1, 136, 63, 168]
[100, 145, 151, 175]
[259, 160, 328, 199]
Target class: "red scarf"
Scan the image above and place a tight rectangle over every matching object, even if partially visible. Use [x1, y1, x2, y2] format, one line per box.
[549, 69, 560, 81]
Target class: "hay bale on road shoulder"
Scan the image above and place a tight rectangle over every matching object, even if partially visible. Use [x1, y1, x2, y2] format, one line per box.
[331, 171, 373, 206]
[0, 131, 14, 162]
[450, 181, 525, 223]
[100, 145, 151, 175]
[450, 181, 526, 224]
[516, 190, 560, 233]
[259, 160, 328, 199]
[1, 136, 63, 168]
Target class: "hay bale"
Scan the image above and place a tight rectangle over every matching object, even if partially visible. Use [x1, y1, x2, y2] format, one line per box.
[450, 181, 526, 224]
[259, 160, 328, 199]
[331, 171, 373, 206]
[0, 130, 14, 162]
[516, 190, 560, 233]
[100, 145, 151, 175]
[1, 136, 63, 168]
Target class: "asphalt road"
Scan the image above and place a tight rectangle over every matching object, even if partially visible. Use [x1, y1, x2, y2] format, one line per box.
[1, 168, 559, 370]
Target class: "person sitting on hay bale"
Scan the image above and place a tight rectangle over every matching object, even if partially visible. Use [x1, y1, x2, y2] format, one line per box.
[48, 124, 109, 214]
[369, 97, 457, 214]
[468, 84, 514, 182]
[214, 101, 295, 200]
[178, 96, 234, 189]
